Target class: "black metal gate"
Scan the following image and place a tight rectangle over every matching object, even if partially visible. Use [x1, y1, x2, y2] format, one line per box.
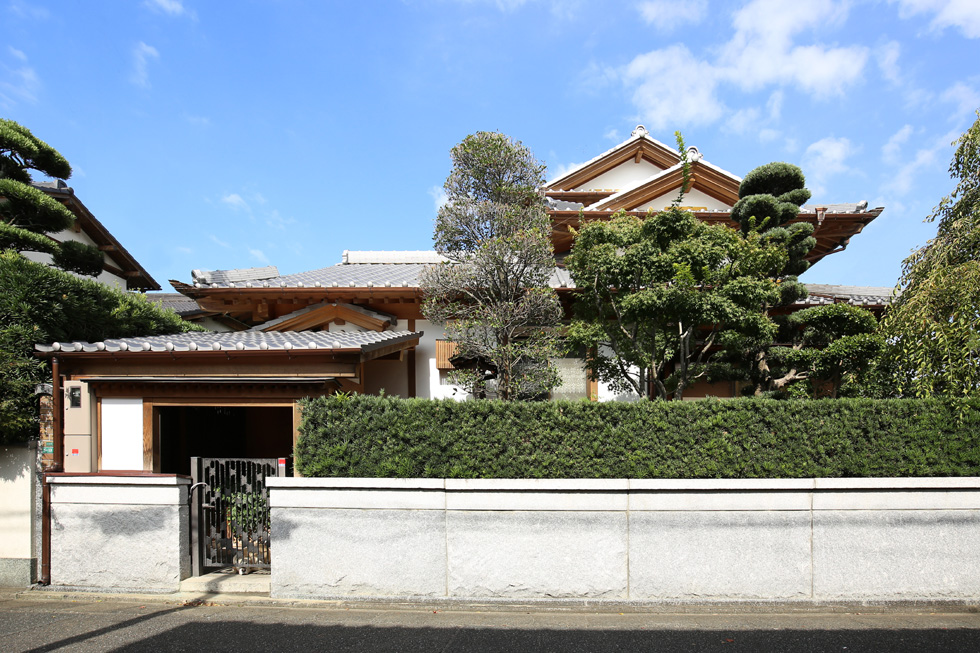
[191, 457, 279, 575]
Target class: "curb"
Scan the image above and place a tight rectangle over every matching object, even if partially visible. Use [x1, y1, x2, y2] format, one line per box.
[11, 587, 980, 615]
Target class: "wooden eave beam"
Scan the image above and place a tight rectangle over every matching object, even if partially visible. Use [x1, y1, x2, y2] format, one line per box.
[360, 338, 421, 362]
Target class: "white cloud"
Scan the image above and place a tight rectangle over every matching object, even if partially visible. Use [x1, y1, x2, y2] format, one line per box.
[209, 234, 231, 248]
[803, 136, 856, 197]
[610, 0, 868, 131]
[882, 124, 914, 165]
[249, 248, 270, 264]
[941, 82, 980, 121]
[175, 246, 193, 255]
[621, 44, 725, 130]
[637, 0, 707, 31]
[428, 185, 448, 213]
[546, 161, 584, 183]
[876, 40, 902, 84]
[7, 1, 49, 19]
[0, 47, 39, 107]
[880, 128, 958, 197]
[265, 209, 295, 230]
[723, 107, 761, 135]
[221, 193, 249, 212]
[603, 128, 620, 141]
[182, 113, 210, 126]
[890, 0, 980, 38]
[144, 0, 186, 15]
[766, 90, 784, 121]
[758, 128, 780, 143]
[885, 147, 939, 196]
[130, 42, 159, 88]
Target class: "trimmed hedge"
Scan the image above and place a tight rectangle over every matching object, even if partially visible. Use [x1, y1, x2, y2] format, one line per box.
[296, 395, 980, 479]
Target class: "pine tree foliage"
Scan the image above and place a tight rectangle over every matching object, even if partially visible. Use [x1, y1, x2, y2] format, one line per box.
[880, 111, 980, 397]
[420, 132, 563, 400]
[0, 118, 103, 276]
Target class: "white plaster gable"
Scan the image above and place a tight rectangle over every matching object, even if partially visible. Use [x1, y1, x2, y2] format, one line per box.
[574, 159, 665, 192]
[636, 187, 733, 213]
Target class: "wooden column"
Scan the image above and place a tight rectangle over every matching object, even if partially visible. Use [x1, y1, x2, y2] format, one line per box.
[407, 319, 417, 398]
[292, 401, 303, 477]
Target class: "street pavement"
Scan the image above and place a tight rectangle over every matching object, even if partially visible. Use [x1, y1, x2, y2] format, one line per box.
[3, 590, 980, 652]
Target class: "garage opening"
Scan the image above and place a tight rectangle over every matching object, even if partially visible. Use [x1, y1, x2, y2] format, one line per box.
[157, 405, 294, 476]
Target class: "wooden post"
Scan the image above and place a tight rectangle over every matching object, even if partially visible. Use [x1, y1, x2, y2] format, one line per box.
[407, 319, 417, 398]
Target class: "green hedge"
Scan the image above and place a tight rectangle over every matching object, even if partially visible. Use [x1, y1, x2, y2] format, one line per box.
[296, 395, 980, 479]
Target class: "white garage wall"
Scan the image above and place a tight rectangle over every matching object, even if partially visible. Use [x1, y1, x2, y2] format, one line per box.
[100, 398, 144, 470]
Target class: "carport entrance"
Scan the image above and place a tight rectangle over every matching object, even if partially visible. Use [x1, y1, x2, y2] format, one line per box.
[157, 405, 294, 476]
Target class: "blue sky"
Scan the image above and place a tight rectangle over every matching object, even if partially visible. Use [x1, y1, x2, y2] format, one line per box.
[2, 0, 978, 290]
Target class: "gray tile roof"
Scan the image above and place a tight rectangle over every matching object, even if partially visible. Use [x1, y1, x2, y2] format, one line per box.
[190, 256, 577, 290]
[801, 202, 870, 213]
[548, 198, 585, 210]
[146, 292, 206, 316]
[192, 266, 280, 285]
[182, 255, 889, 305]
[798, 284, 895, 306]
[36, 330, 421, 354]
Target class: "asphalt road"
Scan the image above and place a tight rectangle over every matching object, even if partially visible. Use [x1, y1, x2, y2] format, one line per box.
[3, 592, 980, 652]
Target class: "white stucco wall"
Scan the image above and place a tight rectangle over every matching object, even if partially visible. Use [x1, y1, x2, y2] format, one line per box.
[21, 227, 128, 290]
[48, 475, 190, 592]
[576, 159, 664, 191]
[269, 477, 980, 604]
[0, 445, 35, 585]
[636, 187, 732, 212]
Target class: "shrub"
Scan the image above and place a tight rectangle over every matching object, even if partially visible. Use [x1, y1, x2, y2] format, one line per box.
[295, 394, 980, 479]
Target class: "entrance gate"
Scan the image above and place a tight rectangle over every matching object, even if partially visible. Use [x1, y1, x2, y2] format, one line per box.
[191, 457, 280, 575]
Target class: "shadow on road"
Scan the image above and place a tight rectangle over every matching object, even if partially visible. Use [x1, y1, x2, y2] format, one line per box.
[29, 619, 980, 653]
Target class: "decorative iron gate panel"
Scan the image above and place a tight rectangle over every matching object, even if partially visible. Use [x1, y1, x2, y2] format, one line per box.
[191, 457, 279, 573]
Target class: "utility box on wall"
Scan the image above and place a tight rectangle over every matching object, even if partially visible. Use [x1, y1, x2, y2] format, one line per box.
[62, 380, 94, 473]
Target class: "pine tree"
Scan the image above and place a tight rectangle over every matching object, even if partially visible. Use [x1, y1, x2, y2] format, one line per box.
[0, 118, 103, 275]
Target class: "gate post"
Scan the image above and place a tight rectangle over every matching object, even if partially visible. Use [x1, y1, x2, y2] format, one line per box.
[190, 456, 202, 578]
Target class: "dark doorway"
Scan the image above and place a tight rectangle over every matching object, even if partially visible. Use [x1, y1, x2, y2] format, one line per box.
[158, 406, 293, 476]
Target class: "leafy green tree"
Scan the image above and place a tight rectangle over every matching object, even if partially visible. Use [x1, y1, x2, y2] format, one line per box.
[880, 111, 980, 397]
[567, 135, 831, 400]
[420, 131, 563, 400]
[1, 119, 104, 275]
[567, 205, 780, 400]
[0, 250, 200, 444]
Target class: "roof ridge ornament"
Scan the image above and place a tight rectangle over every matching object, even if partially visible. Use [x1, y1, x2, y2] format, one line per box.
[631, 125, 648, 138]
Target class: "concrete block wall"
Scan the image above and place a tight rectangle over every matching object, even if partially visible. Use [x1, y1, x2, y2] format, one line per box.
[48, 475, 191, 593]
[268, 477, 980, 603]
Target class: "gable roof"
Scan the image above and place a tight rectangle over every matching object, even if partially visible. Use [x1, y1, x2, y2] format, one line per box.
[586, 159, 741, 211]
[34, 181, 160, 291]
[545, 125, 682, 192]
